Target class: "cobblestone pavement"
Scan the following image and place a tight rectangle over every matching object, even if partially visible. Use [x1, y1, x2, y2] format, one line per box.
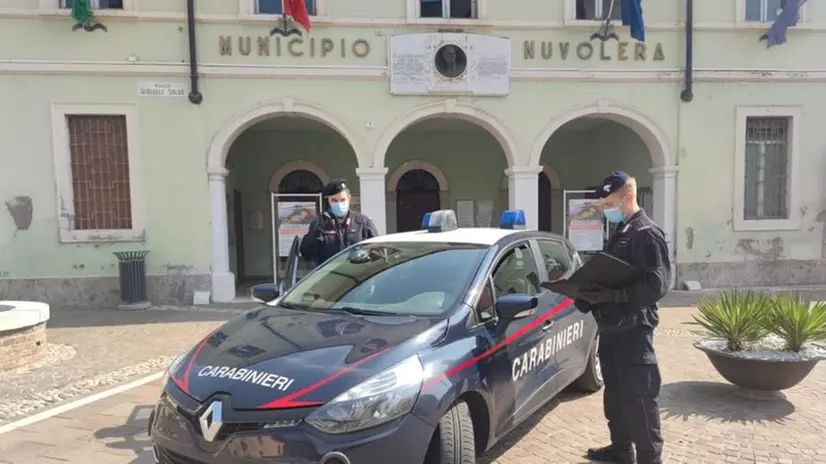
[0, 305, 823, 463]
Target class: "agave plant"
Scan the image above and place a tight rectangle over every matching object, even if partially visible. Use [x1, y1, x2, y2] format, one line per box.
[765, 293, 826, 352]
[689, 290, 771, 351]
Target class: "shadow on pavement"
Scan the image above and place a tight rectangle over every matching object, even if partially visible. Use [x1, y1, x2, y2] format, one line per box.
[660, 380, 795, 424]
[94, 404, 155, 462]
[479, 390, 591, 464]
[48, 306, 235, 329]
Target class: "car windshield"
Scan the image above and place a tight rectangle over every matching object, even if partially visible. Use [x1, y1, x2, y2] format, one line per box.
[279, 241, 488, 316]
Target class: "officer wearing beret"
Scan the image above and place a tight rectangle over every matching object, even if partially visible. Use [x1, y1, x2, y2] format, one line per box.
[300, 179, 379, 266]
[578, 171, 670, 464]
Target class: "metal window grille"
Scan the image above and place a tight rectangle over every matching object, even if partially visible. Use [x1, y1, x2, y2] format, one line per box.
[743, 116, 790, 220]
[67, 115, 133, 230]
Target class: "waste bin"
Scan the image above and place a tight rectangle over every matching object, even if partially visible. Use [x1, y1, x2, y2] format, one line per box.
[114, 251, 150, 310]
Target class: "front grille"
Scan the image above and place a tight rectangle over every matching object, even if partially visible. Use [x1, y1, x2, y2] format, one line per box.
[175, 405, 269, 441]
[157, 446, 206, 464]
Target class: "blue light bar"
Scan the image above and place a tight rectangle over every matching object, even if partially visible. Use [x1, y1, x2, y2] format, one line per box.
[420, 212, 432, 230]
[425, 210, 458, 232]
[500, 210, 526, 229]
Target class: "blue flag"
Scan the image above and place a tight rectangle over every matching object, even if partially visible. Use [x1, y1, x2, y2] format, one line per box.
[621, 0, 645, 42]
[760, 0, 806, 47]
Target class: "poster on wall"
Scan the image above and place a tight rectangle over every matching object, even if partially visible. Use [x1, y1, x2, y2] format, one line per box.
[566, 198, 605, 252]
[276, 201, 318, 258]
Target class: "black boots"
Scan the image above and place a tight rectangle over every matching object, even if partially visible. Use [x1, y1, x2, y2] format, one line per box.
[586, 444, 636, 463]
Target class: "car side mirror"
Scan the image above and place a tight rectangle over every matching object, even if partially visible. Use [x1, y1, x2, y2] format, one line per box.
[495, 294, 538, 320]
[251, 283, 280, 303]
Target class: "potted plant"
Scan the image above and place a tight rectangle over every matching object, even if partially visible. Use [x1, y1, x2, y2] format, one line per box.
[689, 290, 826, 391]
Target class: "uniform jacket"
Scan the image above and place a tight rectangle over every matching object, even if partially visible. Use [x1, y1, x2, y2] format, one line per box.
[592, 210, 671, 347]
[299, 211, 379, 265]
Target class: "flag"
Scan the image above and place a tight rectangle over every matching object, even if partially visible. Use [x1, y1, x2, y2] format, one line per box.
[70, 0, 93, 24]
[621, 0, 645, 42]
[760, 0, 806, 48]
[70, 0, 106, 31]
[284, 0, 312, 32]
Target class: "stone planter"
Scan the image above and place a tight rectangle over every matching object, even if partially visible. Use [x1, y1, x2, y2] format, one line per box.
[694, 339, 823, 391]
[0, 301, 50, 370]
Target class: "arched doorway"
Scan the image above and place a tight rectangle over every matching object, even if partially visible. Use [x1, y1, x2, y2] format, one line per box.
[278, 169, 324, 194]
[530, 100, 676, 286]
[396, 169, 441, 232]
[538, 171, 551, 232]
[374, 100, 521, 231]
[207, 100, 361, 302]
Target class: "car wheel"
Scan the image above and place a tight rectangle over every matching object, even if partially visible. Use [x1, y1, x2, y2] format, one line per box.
[425, 400, 476, 464]
[573, 336, 604, 392]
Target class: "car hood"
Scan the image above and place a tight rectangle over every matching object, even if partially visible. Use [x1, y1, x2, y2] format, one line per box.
[169, 306, 446, 410]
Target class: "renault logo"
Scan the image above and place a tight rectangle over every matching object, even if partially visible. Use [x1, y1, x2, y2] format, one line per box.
[199, 401, 223, 442]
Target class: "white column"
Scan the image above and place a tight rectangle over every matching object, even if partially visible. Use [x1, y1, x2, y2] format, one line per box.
[356, 167, 389, 235]
[209, 168, 236, 303]
[505, 165, 543, 230]
[650, 165, 678, 288]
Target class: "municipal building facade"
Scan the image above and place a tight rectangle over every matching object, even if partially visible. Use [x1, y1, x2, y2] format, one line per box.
[1, 0, 825, 305]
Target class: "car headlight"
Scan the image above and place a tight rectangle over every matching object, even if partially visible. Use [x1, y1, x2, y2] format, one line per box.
[162, 352, 188, 389]
[304, 355, 424, 434]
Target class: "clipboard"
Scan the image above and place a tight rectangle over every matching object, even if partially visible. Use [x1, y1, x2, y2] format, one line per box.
[540, 252, 643, 300]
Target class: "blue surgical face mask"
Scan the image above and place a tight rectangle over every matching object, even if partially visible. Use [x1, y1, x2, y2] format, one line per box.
[330, 201, 349, 218]
[603, 207, 626, 224]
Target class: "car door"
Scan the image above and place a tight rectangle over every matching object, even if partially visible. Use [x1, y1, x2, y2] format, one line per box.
[485, 240, 550, 427]
[534, 237, 592, 389]
[278, 236, 301, 294]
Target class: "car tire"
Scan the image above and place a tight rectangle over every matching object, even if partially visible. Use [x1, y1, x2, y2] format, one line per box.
[426, 400, 476, 464]
[573, 336, 604, 392]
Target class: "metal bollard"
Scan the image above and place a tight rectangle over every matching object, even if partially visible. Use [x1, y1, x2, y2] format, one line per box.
[113, 251, 150, 310]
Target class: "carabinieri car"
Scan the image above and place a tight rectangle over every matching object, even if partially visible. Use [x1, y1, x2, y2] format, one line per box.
[149, 209, 603, 464]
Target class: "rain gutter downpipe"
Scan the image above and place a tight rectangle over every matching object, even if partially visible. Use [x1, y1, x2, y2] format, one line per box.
[680, 0, 694, 102]
[186, 0, 203, 104]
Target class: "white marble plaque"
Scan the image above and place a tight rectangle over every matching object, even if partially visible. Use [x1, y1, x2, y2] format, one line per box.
[389, 33, 510, 96]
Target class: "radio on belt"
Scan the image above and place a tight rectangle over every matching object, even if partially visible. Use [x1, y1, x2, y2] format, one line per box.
[500, 210, 526, 230]
[423, 209, 458, 232]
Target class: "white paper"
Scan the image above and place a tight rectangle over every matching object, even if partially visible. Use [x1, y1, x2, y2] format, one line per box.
[456, 200, 475, 227]
[476, 200, 494, 227]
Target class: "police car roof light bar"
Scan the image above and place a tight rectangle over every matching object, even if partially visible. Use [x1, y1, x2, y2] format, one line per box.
[500, 210, 526, 229]
[426, 210, 459, 232]
[420, 212, 432, 230]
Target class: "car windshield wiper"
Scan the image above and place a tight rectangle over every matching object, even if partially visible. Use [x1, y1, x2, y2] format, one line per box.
[338, 306, 402, 317]
[278, 301, 310, 310]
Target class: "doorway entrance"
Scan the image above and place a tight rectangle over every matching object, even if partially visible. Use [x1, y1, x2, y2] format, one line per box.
[396, 169, 440, 232]
[538, 172, 551, 232]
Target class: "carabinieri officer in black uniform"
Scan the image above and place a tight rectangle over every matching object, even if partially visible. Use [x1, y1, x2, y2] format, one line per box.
[576, 171, 671, 464]
[300, 178, 379, 266]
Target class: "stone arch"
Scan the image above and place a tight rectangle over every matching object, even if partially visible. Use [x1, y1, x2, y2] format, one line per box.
[207, 98, 363, 171]
[372, 99, 519, 169]
[387, 160, 450, 192]
[528, 99, 672, 168]
[268, 161, 330, 192]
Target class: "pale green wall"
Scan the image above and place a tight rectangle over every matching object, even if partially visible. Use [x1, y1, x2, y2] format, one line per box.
[0, 0, 825, 285]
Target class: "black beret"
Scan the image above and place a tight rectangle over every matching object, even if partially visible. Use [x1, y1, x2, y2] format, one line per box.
[596, 171, 631, 199]
[322, 178, 349, 196]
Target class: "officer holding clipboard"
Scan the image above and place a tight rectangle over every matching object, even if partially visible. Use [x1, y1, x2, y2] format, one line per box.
[543, 171, 670, 464]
